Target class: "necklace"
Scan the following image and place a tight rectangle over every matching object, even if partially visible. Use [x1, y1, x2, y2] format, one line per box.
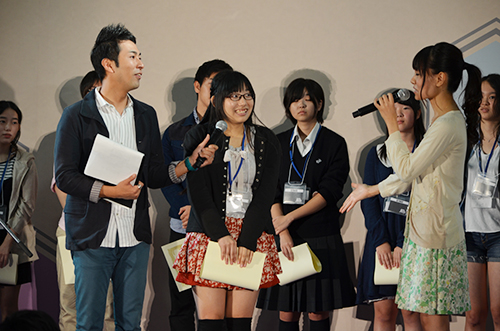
[483, 136, 495, 143]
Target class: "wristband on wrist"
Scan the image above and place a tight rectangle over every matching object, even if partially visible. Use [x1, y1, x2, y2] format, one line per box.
[185, 157, 198, 171]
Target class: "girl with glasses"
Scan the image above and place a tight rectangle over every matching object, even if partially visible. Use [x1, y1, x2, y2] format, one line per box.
[174, 71, 282, 331]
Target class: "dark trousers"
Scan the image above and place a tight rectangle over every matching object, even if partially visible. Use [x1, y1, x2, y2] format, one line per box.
[169, 229, 196, 331]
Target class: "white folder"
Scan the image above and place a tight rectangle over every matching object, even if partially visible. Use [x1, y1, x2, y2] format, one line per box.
[277, 243, 322, 285]
[199, 241, 266, 291]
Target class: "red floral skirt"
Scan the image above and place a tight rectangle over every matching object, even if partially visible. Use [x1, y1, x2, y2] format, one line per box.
[173, 217, 282, 290]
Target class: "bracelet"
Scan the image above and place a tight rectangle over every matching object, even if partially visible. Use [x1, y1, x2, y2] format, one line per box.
[184, 157, 198, 171]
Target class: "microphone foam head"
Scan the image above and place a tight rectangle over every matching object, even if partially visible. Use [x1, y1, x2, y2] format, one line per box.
[215, 120, 228, 132]
[397, 89, 411, 102]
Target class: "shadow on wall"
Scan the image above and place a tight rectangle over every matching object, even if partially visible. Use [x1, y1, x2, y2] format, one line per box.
[0, 77, 16, 102]
[30, 76, 83, 324]
[32, 76, 83, 261]
[148, 69, 199, 331]
[355, 110, 387, 181]
[165, 69, 197, 123]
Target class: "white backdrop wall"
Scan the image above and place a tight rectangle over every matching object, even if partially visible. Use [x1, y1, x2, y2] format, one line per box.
[1, 1, 500, 330]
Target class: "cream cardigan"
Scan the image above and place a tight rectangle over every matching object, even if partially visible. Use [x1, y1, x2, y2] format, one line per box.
[7, 148, 38, 263]
[379, 111, 466, 249]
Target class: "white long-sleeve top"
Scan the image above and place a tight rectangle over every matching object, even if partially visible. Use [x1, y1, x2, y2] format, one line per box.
[379, 110, 466, 249]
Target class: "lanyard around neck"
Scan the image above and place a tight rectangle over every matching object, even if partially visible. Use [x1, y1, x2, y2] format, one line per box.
[288, 125, 321, 182]
[228, 128, 246, 193]
[478, 140, 497, 175]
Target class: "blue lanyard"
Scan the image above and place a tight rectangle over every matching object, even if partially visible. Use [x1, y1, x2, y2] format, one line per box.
[289, 126, 321, 180]
[228, 128, 246, 193]
[0, 148, 12, 201]
[478, 140, 497, 175]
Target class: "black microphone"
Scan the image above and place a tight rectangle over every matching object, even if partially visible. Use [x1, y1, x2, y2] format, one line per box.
[352, 89, 411, 118]
[193, 120, 228, 168]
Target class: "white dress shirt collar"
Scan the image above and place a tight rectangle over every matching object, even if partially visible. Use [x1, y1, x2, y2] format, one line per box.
[291, 122, 321, 157]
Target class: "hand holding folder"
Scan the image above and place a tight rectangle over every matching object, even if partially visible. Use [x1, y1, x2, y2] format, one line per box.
[199, 241, 266, 291]
[84, 134, 144, 208]
[277, 243, 322, 285]
[374, 253, 400, 285]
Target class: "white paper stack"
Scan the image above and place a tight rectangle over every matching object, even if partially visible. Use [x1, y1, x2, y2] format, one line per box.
[161, 239, 191, 292]
[57, 236, 75, 285]
[0, 254, 18, 285]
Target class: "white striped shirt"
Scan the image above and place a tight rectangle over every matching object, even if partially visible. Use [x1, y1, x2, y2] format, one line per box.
[0, 157, 15, 206]
[95, 88, 141, 248]
[0, 157, 15, 180]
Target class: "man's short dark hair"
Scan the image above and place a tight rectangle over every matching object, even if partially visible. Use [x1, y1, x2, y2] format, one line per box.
[91, 24, 136, 80]
[194, 59, 232, 86]
[80, 70, 100, 98]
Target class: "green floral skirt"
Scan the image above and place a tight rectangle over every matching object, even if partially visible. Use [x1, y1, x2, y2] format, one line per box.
[395, 238, 470, 315]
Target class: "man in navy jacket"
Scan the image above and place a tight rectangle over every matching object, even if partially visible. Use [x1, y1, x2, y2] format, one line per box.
[54, 24, 215, 331]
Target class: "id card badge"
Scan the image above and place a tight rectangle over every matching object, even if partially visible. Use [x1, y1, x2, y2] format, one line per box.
[472, 174, 496, 208]
[226, 190, 251, 214]
[472, 174, 497, 198]
[283, 182, 308, 205]
[474, 195, 494, 208]
[383, 192, 410, 216]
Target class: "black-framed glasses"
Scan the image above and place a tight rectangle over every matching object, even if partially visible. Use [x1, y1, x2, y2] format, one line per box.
[228, 93, 253, 102]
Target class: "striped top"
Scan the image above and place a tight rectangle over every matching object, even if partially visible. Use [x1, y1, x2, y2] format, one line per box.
[95, 88, 140, 248]
[0, 157, 15, 208]
[0, 157, 15, 181]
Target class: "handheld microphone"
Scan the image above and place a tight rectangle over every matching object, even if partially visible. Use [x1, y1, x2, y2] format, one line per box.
[193, 120, 228, 168]
[352, 89, 411, 118]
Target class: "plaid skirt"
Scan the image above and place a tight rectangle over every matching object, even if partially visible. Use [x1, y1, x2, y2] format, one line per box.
[173, 216, 281, 290]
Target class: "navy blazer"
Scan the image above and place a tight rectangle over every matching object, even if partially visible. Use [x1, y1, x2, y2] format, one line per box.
[161, 112, 196, 219]
[54, 90, 173, 251]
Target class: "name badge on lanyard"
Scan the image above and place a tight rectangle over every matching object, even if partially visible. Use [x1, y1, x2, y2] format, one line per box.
[226, 128, 248, 214]
[382, 140, 416, 216]
[283, 127, 321, 205]
[472, 141, 498, 208]
[284, 182, 309, 205]
[472, 141, 498, 200]
[383, 192, 410, 216]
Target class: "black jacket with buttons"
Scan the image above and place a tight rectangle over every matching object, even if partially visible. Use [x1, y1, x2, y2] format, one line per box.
[184, 122, 281, 251]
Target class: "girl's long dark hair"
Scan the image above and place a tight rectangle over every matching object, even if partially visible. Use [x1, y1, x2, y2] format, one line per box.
[378, 90, 425, 162]
[472, 74, 500, 146]
[412, 42, 482, 148]
[0, 100, 22, 154]
[201, 71, 262, 148]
